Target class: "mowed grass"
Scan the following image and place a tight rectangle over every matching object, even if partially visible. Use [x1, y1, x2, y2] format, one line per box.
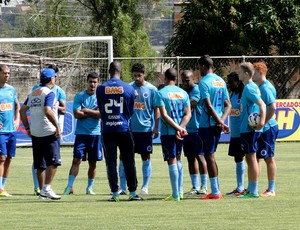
[1, 142, 300, 230]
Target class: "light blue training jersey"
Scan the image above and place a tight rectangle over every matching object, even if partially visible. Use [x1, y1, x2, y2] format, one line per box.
[73, 90, 100, 135]
[0, 84, 18, 133]
[229, 92, 242, 138]
[154, 85, 190, 136]
[198, 73, 229, 127]
[185, 84, 201, 133]
[129, 81, 157, 132]
[240, 81, 262, 133]
[259, 80, 278, 132]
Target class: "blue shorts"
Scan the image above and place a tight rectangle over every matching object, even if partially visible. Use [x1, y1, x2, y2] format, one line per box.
[183, 132, 204, 157]
[0, 132, 16, 158]
[32, 134, 61, 170]
[132, 132, 153, 155]
[198, 126, 222, 154]
[257, 125, 278, 159]
[73, 134, 103, 161]
[160, 135, 183, 161]
[228, 137, 244, 158]
[240, 132, 261, 155]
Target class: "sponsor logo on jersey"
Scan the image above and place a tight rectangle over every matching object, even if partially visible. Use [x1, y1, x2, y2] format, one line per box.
[168, 92, 184, 100]
[105, 86, 124, 94]
[134, 102, 146, 110]
[212, 80, 225, 88]
[0, 103, 12, 111]
[230, 109, 240, 116]
[30, 98, 42, 107]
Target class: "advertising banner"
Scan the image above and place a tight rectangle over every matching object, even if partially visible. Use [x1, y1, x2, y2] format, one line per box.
[17, 99, 300, 146]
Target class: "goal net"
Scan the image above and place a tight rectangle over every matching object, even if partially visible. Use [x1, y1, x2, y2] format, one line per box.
[0, 36, 113, 145]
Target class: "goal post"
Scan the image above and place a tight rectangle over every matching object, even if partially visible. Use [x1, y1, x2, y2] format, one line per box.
[0, 36, 113, 145]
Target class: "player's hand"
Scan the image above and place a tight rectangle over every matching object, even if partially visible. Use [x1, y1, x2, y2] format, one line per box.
[55, 128, 62, 139]
[14, 119, 20, 130]
[152, 128, 159, 139]
[176, 128, 188, 140]
[222, 124, 230, 134]
[134, 90, 138, 98]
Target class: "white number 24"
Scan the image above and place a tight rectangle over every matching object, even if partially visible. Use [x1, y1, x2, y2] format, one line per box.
[104, 97, 124, 114]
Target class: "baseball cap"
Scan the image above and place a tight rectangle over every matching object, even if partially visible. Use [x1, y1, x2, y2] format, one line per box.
[40, 68, 56, 79]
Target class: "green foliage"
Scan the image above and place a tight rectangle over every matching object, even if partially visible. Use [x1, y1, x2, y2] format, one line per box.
[76, 0, 157, 82]
[165, 0, 300, 58]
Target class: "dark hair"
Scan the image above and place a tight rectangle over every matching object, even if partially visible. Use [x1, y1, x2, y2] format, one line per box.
[131, 63, 145, 73]
[198, 54, 213, 68]
[87, 72, 100, 81]
[48, 64, 59, 73]
[227, 71, 239, 82]
[165, 68, 177, 81]
[40, 77, 52, 84]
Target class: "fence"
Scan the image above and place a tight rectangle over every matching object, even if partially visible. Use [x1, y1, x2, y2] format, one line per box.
[3, 55, 300, 101]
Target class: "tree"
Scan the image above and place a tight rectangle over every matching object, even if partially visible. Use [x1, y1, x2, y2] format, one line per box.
[164, 0, 300, 98]
[75, 0, 157, 82]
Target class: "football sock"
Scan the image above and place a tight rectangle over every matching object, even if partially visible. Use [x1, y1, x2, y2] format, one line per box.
[87, 178, 95, 191]
[177, 160, 184, 193]
[190, 174, 200, 191]
[236, 161, 245, 192]
[2, 177, 7, 189]
[67, 175, 76, 188]
[268, 180, 275, 192]
[0, 176, 3, 190]
[168, 164, 179, 198]
[112, 191, 119, 197]
[200, 174, 208, 188]
[130, 191, 137, 197]
[32, 164, 39, 189]
[249, 181, 258, 195]
[210, 177, 220, 196]
[142, 160, 152, 188]
[118, 160, 127, 191]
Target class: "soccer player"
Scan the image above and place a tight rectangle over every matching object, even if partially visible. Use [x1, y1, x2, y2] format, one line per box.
[96, 61, 142, 202]
[63, 72, 102, 195]
[237, 62, 266, 199]
[197, 55, 231, 200]
[253, 62, 278, 197]
[181, 70, 208, 195]
[154, 68, 191, 201]
[20, 68, 62, 200]
[226, 71, 246, 196]
[31, 64, 66, 196]
[0, 64, 20, 197]
[118, 63, 159, 195]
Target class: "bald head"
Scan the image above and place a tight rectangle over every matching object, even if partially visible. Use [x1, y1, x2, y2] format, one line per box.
[165, 68, 177, 81]
[109, 61, 122, 78]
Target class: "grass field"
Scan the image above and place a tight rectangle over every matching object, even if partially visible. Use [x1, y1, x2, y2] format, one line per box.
[1, 142, 300, 230]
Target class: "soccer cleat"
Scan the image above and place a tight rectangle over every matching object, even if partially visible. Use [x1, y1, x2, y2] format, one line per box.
[237, 193, 259, 199]
[184, 187, 200, 195]
[0, 189, 12, 197]
[164, 195, 180, 201]
[63, 186, 74, 195]
[108, 196, 120, 202]
[200, 193, 222, 200]
[179, 192, 183, 199]
[34, 188, 40, 196]
[39, 189, 61, 200]
[140, 187, 148, 195]
[226, 188, 246, 196]
[118, 188, 127, 195]
[129, 194, 143, 201]
[199, 186, 208, 195]
[86, 189, 96, 195]
[260, 189, 275, 197]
